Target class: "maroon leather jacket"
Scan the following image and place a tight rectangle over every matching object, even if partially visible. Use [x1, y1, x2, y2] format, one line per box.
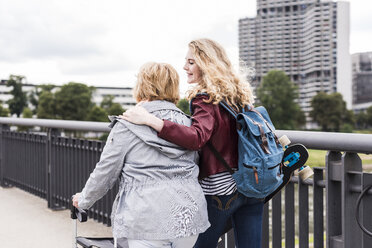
[158, 95, 238, 179]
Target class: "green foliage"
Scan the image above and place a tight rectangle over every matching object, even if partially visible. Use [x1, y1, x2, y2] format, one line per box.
[177, 98, 190, 115]
[0, 103, 9, 117]
[108, 103, 124, 116]
[37, 91, 56, 119]
[355, 111, 368, 129]
[54, 82, 93, 120]
[29, 84, 56, 114]
[256, 70, 305, 130]
[87, 106, 109, 122]
[310, 92, 354, 132]
[6, 75, 28, 117]
[100, 95, 125, 116]
[341, 123, 353, 133]
[100, 95, 115, 110]
[18, 107, 33, 131]
[22, 107, 33, 118]
[367, 106, 372, 127]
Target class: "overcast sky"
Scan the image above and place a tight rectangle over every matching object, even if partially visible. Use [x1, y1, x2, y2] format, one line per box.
[0, 0, 371, 94]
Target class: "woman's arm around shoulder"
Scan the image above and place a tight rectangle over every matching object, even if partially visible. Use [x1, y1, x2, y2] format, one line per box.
[159, 96, 216, 150]
[122, 96, 217, 150]
[121, 105, 164, 132]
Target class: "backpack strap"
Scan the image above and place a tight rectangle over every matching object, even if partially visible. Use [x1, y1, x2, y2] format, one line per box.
[189, 92, 209, 115]
[249, 108, 280, 145]
[206, 142, 235, 175]
[220, 100, 271, 154]
[219, 101, 238, 118]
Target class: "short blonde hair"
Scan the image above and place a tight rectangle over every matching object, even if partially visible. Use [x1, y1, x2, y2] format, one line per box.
[186, 38, 254, 108]
[133, 62, 180, 104]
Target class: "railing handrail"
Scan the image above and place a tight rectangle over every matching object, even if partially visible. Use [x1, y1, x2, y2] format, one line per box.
[0, 117, 110, 132]
[1, 117, 371, 154]
[276, 130, 372, 154]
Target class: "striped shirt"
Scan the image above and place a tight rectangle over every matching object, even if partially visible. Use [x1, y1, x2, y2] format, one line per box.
[200, 171, 237, 195]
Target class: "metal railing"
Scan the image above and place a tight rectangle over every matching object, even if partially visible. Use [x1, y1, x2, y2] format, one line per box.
[0, 117, 372, 248]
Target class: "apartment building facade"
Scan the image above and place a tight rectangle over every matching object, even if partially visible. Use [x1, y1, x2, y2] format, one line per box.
[239, 0, 351, 125]
[0, 80, 136, 112]
[352, 52, 372, 113]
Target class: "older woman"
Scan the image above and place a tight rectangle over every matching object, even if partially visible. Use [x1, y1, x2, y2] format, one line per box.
[72, 62, 209, 248]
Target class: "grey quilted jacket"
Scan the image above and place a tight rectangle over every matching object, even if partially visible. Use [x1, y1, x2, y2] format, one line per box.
[78, 100, 210, 240]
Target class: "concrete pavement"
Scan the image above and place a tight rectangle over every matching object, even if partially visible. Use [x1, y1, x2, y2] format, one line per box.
[0, 186, 112, 248]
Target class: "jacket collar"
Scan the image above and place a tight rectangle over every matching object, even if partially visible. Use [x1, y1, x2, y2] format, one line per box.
[141, 100, 182, 114]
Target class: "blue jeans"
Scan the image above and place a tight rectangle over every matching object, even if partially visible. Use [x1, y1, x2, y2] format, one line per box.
[194, 192, 264, 248]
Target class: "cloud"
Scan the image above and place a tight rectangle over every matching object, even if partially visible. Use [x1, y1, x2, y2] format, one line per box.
[0, 0, 370, 91]
[0, 0, 108, 62]
[59, 54, 135, 75]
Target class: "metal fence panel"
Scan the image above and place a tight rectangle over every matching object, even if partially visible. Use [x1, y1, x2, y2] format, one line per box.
[1, 119, 372, 247]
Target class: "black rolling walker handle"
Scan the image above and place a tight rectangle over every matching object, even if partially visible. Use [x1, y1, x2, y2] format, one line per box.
[70, 205, 88, 222]
[70, 201, 88, 248]
[355, 184, 372, 237]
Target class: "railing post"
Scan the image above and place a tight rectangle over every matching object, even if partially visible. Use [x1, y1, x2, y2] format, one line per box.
[0, 124, 10, 187]
[342, 152, 363, 248]
[361, 173, 372, 247]
[326, 151, 343, 247]
[313, 167, 324, 248]
[272, 192, 282, 248]
[298, 176, 309, 248]
[285, 182, 295, 248]
[46, 128, 60, 209]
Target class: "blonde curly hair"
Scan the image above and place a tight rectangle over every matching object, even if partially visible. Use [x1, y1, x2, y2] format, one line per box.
[186, 38, 255, 109]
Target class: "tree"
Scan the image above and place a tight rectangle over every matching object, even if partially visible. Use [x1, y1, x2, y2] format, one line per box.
[256, 70, 305, 130]
[367, 106, 372, 128]
[54, 82, 93, 120]
[22, 107, 33, 118]
[0, 102, 9, 117]
[100, 95, 124, 115]
[37, 91, 56, 119]
[310, 92, 354, 132]
[108, 103, 124, 116]
[100, 95, 115, 110]
[355, 111, 368, 129]
[87, 106, 109, 122]
[18, 107, 33, 131]
[177, 98, 190, 115]
[6, 75, 28, 117]
[29, 84, 56, 115]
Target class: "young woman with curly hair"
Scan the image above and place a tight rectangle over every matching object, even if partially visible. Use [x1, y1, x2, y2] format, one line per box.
[122, 39, 262, 248]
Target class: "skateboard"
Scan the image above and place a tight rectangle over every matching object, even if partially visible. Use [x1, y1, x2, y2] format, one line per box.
[264, 136, 312, 203]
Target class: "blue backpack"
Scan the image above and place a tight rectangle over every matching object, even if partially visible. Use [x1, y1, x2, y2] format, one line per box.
[192, 96, 284, 199]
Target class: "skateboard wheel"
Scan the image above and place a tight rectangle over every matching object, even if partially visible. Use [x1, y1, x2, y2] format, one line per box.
[299, 166, 314, 180]
[278, 135, 291, 147]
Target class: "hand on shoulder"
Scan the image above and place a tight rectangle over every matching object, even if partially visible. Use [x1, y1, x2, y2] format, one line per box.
[119, 105, 150, 125]
[119, 103, 164, 132]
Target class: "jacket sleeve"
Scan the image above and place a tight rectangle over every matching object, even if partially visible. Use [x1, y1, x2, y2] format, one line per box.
[158, 96, 215, 150]
[78, 122, 129, 209]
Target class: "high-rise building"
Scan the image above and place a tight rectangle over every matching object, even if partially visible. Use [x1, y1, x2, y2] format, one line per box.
[239, 0, 351, 125]
[352, 52, 372, 113]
